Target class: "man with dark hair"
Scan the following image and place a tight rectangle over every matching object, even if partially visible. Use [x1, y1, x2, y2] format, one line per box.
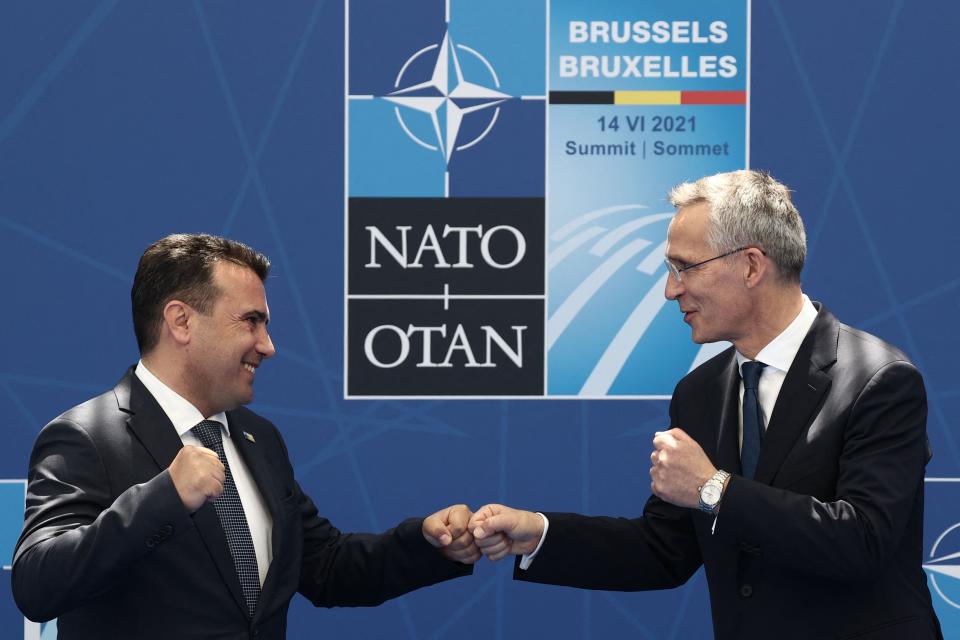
[13, 233, 481, 639]
[469, 171, 942, 639]
[131, 233, 272, 354]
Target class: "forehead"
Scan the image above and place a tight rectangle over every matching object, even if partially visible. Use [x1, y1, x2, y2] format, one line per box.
[211, 261, 268, 308]
[666, 201, 711, 258]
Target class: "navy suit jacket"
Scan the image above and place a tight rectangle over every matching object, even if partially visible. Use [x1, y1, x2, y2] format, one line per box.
[13, 369, 470, 639]
[516, 305, 942, 639]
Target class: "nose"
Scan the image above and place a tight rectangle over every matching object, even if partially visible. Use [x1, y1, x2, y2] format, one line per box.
[257, 327, 276, 359]
[664, 271, 684, 301]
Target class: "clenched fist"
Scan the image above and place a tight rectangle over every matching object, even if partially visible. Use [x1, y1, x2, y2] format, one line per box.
[650, 428, 716, 508]
[169, 445, 225, 512]
[422, 504, 482, 564]
[469, 504, 543, 561]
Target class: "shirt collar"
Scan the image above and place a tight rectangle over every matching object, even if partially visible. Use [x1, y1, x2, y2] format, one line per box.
[736, 294, 818, 375]
[135, 360, 230, 438]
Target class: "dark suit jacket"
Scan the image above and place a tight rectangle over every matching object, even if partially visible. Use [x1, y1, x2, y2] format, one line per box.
[517, 304, 942, 639]
[12, 369, 470, 639]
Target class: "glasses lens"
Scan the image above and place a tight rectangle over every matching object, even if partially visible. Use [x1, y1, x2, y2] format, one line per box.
[664, 259, 680, 281]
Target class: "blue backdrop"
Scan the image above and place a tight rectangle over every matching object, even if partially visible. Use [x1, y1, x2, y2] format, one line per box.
[1, 1, 958, 638]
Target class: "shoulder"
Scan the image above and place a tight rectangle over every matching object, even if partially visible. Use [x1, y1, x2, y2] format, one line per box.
[40, 367, 140, 440]
[837, 322, 913, 369]
[43, 388, 125, 440]
[834, 324, 924, 404]
[807, 302, 915, 374]
[799, 309, 924, 411]
[28, 388, 124, 474]
[57, 390, 127, 427]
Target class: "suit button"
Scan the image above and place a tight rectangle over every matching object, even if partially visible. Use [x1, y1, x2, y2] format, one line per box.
[251, 627, 259, 637]
[739, 584, 753, 597]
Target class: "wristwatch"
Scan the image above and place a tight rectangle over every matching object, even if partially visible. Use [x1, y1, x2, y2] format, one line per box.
[698, 470, 731, 514]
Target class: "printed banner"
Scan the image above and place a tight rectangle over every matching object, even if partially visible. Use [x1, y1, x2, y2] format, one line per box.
[346, 0, 546, 397]
[345, 0, 749, 398]
[924, 479, 960, 636]
[547, 1, 749, 397]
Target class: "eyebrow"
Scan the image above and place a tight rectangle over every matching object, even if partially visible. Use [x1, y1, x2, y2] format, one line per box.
[244, 310, 270, 325]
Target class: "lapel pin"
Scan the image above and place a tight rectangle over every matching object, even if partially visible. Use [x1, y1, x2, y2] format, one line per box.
[243, 431, 256, 443]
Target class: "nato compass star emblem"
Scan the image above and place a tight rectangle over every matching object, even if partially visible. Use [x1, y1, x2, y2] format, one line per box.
[383, 31, 510, 164]
[925, 521, 960, 608]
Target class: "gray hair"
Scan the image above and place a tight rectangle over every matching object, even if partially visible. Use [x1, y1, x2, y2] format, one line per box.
[669, 170, 806, 282]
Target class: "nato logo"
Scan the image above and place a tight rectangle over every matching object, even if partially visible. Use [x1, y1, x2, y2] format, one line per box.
[925, 521, 960, 623]
[923, 477, 960, 635]
[347, 0, 544, 198]
[385, 31, 509, 165]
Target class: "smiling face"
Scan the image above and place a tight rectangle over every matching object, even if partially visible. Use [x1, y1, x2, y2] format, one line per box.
[664, 201, 750, 345]
[183, 261, 276, 416]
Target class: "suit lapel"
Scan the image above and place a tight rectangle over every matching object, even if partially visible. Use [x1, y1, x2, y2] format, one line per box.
[227, 414, 282, 523]
[190, 506, 250, 617]
[713, 354, 743, 475]
[118, 370, 182, 472]
[755, 306, 838, 485]
[227, 411, 284, 611]
[116, 369, 249, 618]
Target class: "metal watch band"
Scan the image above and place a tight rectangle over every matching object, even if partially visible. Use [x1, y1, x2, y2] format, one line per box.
[698, 470, 731, 514]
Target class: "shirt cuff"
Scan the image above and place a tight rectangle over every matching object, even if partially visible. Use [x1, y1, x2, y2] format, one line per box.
[518, 512, 549, 570]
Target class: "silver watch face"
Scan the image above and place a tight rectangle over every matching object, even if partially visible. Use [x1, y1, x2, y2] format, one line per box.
[701, 483, 722, 505]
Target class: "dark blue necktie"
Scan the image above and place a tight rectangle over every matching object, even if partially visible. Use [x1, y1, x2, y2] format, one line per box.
[740, 361, 767, 479]
[192, 420, 261, 618]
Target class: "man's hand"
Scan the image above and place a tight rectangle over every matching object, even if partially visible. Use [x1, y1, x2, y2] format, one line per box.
[169, 445, 225, 512]
[650, 428, 717, 508]
[469, 504, 543, 561]
[422, 504, 481, 564]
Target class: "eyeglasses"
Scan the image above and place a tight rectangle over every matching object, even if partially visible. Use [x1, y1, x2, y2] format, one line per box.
[664, 247, 751, 282]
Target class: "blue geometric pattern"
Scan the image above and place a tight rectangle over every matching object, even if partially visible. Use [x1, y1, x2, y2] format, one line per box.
[1, 1, 957, 638]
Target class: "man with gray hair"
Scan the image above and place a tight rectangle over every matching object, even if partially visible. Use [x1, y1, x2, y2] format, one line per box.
[469, 170, 942, 639]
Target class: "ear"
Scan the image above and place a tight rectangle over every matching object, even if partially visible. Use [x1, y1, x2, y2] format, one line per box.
[161, 300, 194, 346]
[742, 248, 768, 289]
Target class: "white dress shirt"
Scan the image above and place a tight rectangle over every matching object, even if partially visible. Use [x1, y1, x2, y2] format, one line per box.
[521, 294, 819, 568]
[135, 361, 273, 586]
[735, 294, 819, 446]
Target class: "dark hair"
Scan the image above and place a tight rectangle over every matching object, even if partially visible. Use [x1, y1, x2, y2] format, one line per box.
[132, 233, 271, 354]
